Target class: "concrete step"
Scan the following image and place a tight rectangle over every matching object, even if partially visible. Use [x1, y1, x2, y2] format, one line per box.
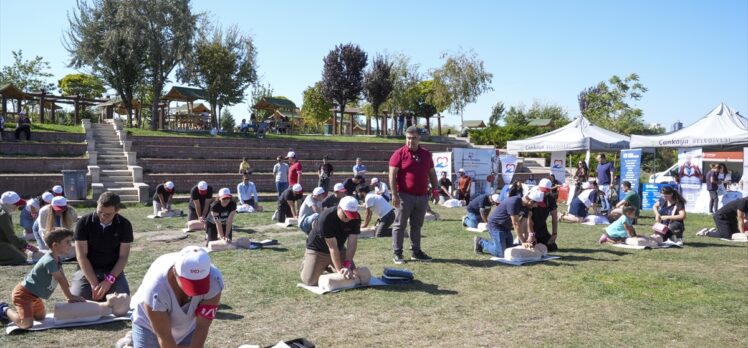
[101, 169, 131, 175]
[101, 182, 136, 188]
[99, 154, 126, 159]
[98, 166, 129, 171]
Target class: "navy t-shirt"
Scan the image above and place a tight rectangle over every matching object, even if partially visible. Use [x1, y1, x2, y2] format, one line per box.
[597, 161, 614, 185]
[706, 170, 719, 191]
[467, 194, 492, 215]
[488, 196, 528, 231]
[306, 207, 361, 253]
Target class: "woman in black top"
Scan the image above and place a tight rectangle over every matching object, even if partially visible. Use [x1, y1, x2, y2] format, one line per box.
[206, 188, 237, 244]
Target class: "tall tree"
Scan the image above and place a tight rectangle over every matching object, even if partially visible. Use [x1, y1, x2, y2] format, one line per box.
[320, 43, 368, 135]
[488, 101, 505, 126]
[58, 73, 106, 99]
[431, 49, 493, 128]
[578, 73, 649, 135]
[136, 0, 197, 130]
[65, 0, 146, 127]
[248, 82, 273, 121]
[0, 50, 55, 94]
[363, 55, 393, 135]
[301, 82, 333, 130]
[179, 24, 257, 129]
[382, 53, 421, 119]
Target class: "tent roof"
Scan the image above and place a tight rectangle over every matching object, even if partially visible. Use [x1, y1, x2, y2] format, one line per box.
[630, 103, 748, 149]
[463, 120, 486, 128]
[163, 86, 206, 101]
[172, 102, 211, 114]
[507, 116, 630, 153]
[0, 84, 32, 99]
[255, 97, 297, 111]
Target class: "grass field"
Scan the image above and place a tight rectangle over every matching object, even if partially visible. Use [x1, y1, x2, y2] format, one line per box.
[1, 202, 746, 347]
[3, 122, 84, 134]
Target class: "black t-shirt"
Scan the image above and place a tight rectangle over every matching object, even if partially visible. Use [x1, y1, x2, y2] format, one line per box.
[706, 170, 719, 191]
[207, 200, 237, 225]
[306, 207, 361, 253]
[716, 197, 748, 217]
[321, 194, 341, 208]
[466, 194, 492, 215]
[189, 185, 214, 209]
[319, 163, 334, 177]
[343, 178, 359, 195]
[531, 195, 558, 232]
[439, 178, 452, 197]
[279, 188, 303, 203]
[152, 184, 174, 203]
[74, 213, 134, 271]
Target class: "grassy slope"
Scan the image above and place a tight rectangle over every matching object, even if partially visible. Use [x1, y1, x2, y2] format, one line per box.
[1, 203, 746, 347]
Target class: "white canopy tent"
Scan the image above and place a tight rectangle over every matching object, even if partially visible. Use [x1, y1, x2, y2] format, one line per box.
[630, 103, 748, 149]
[507, 116, 630, 153]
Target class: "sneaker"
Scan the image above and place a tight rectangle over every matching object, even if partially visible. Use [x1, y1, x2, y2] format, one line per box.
[674, 238, 684, 247]
[0, 301, 9, 323]
[393, 252, 405, 264]
[695, 228, 708, 236]
[473, 236, 483, 254]
[411, 250, 433, 261]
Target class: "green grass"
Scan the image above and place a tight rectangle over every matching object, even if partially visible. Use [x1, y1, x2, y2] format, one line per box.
[1, 202, 746, 347]
[3, 122, 84, 134]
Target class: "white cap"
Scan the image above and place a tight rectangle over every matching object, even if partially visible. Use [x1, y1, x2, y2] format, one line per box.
[538, 178, 553, 192]
[527, 187, 545, 202]
[175, 246, 212, 296]
[491, 193, 500, 203]
[218, 188, 232, 198]
[287, 151, 296, 158]
[51, 196, 68, 211]
[165, 181, 175, 190]
[338, 196, 360, 219]
[333, 183, 346, 192]
[198, 181, 208, 190]
[458, 168, 465, 172]
[42, 192, 54, 203]
[582, 182, 592, 190]
[370, 177, 379, 185]
[52, 185, 63, 194]
[1, 191, 25, 207]
[312, 187, 325, 196]
[292, 183, 303, 192]
[26, 198, 40, 209]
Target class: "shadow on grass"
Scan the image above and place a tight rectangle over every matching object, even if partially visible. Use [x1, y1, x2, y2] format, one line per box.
[685, 241, 746, 248]
[555, 255, 622, 263]
[234, 228, 257, 234]
[376, 279, 458, 295]
[431, 258, 500, 268]
[558, 248, 629, 256]
[261, 247, 289, 252]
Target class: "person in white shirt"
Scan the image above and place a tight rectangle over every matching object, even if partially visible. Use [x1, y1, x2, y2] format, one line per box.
[130, 246, 223, 348]
[298, 187, 326, 235]
[237, 173, 262, 212]
[360, 187, 395, 237]
[272, 156, 289, 197]
[369, 177, 391, 202]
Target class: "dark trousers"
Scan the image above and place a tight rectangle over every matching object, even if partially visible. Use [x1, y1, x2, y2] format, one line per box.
[713, 213, 737, 239]
[15, 126, 30, 140]
[534, 227, 558, 252]
[708, 191, 719, 213]
[277, 201, 293, 222]
[70, 269, 130, 301]
[662, 221, 685, 240]
[206, 222, 231, 243]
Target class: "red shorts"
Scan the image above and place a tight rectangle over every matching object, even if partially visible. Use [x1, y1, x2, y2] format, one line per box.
[12, 283, 46, 322]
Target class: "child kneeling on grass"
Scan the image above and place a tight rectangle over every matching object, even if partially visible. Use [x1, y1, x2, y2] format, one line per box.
[599, 206, 637, 244]
[0, 228, 85, 329]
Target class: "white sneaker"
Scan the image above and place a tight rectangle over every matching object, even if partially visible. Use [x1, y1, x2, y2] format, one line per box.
[675, 239, 683, 247]
[695, 228, 708, 236]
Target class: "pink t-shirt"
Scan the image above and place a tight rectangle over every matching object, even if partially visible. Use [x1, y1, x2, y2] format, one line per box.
[388, 145, 434, 195]
[289, 162, 302, 186]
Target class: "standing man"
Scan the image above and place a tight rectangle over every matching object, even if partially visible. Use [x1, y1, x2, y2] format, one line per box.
[288, 151, 303, 187]
[456, 168, 472, 204]
[72, 192, 132, 301]
[596, 153, 615, 213]
[273, 155, 289, 197]
[389, 126, 440, 264]
[353, 157, 368, 179]
[318, 155, 334, 192]
[706, 163, 720, 214]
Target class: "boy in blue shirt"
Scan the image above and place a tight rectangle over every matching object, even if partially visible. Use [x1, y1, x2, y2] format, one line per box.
[599, 206, 637, 244]
[1, 228, 84, 329]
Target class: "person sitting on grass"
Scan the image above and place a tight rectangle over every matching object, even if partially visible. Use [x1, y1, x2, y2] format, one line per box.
[360, 186, 395, 237]
[474, 189, 544, 258]
[186, 181, 214, 232]
[36, 197, 77, 254]
[561, 182, 598, 223]
[298, 187, 326, 235]
[652, 185, 687, 245]
[462, 193, 500, 228]
[237, 172, 262, 212]
[1, 191, 40, 265]
[206, 188, 237, 245]
[0, 228, 85, 329]
[598, 206, 637, 244]
[19, 198, 40, 242]
[152, 181, 175, 216]
[609, 181, 640, 223]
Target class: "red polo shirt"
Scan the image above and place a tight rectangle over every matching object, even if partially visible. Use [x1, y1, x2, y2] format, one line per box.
[288, 161, 302, 186]
[389, 145, 434, 195]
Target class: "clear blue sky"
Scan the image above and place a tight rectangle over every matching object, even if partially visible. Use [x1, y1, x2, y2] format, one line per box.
[1, 0, 746, 130]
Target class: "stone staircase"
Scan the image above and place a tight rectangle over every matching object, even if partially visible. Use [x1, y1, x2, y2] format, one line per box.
[88, 121, 142, 202]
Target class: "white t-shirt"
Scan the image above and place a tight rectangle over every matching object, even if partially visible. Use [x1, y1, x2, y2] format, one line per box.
[273, 163, 289, 183]
[298, 195, 321, 222]
[577, 189, 595, 208]
[131, 253, 224, 343]
[365, 193, 392, 217]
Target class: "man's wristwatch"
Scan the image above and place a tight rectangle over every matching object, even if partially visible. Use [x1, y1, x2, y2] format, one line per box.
[104, 274, 116, 284]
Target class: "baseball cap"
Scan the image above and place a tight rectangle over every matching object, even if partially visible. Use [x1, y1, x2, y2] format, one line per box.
[370, 177, 379, 185]
[218, 188, 232, 199]
[491, 193, 500, 203]
[197, 181, 208, 193]
[175, 246, 212, 296]
[333, 183, 346, 192]
[165, 181, 175, 191]
[538, 178, 553, 192]
[312, 187, 325, 196]
[292, 183, 303, 192]
[1, 191, 26, 207]
[527, 188, 545, 202]
[51, 196, 68, 212]
[42, 192, 54, 204]
[286, 151, 296, 158]
[458, 168, 465, 173]
[27, 198, 40, 209]
[338, 196, 360, 220]
[52, 185, 64, 195]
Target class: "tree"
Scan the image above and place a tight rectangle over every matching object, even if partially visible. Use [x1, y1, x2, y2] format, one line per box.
[301, 82, 333, 130]
[179, 24, 257, 129]
[431, 49, 493, 128]
[363, 55, 393, 135]
[382, 53, 421, 119]
[578, 73, 649, 135]
[503, 105, 528, 126]
[0, 50, 55, 94]
[488, 101, 505, 126]
[320, 43, 368, 135]
[220, 109, 236, 133]
[65, 0, 146, 127]
[248, 82, 273, 121]
[58, 73, 106, 99]
[135, 0, 197, 130]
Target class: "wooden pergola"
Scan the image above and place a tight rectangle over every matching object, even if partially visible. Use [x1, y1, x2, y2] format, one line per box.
[328, 106, 362, 136]
[160, 86, 208, 130]
[254, 97, 301, 133]
[1, 83, 107, 124]
[96, 98, 143, 124]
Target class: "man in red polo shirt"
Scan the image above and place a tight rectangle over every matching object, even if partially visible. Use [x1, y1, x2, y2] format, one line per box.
[287, 151, 302, 187]
[389, 126, 440, 264]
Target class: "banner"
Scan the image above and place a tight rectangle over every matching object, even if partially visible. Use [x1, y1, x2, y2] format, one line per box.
[677, 147, 703, 212]
[499, 154, 518, 187]
[743, 147, 748, 198]
[642, 183, 678, 210]
[550, 151, 566, 183]
[432, 152, 452, 182]
[618, 149, 642, 199]
[453, 148, 495, 195]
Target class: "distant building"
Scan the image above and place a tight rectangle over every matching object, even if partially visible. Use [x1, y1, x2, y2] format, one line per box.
[672, 121, 683, 132]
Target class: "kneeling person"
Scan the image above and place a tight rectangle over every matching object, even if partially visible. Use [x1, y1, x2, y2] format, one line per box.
[206, 188, 237, 244]
[300, 196, 361, 286]
[361, 186, 395, 237]
[463, 193, 499, 228]
[474, 189, 543, 257]
[130, 246, 223, 347]
[298, 187, 326, 235]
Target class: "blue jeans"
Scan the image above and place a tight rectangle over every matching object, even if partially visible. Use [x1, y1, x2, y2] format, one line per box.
[131, 322, 193, 348]
[276, 181, 288, 196]
[32, 219, 46, 250]
[299, 213, 319, 235]
[480, 226, 514, 257]
[599, 184, 611, 211]
[464, 211, 480, 228]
